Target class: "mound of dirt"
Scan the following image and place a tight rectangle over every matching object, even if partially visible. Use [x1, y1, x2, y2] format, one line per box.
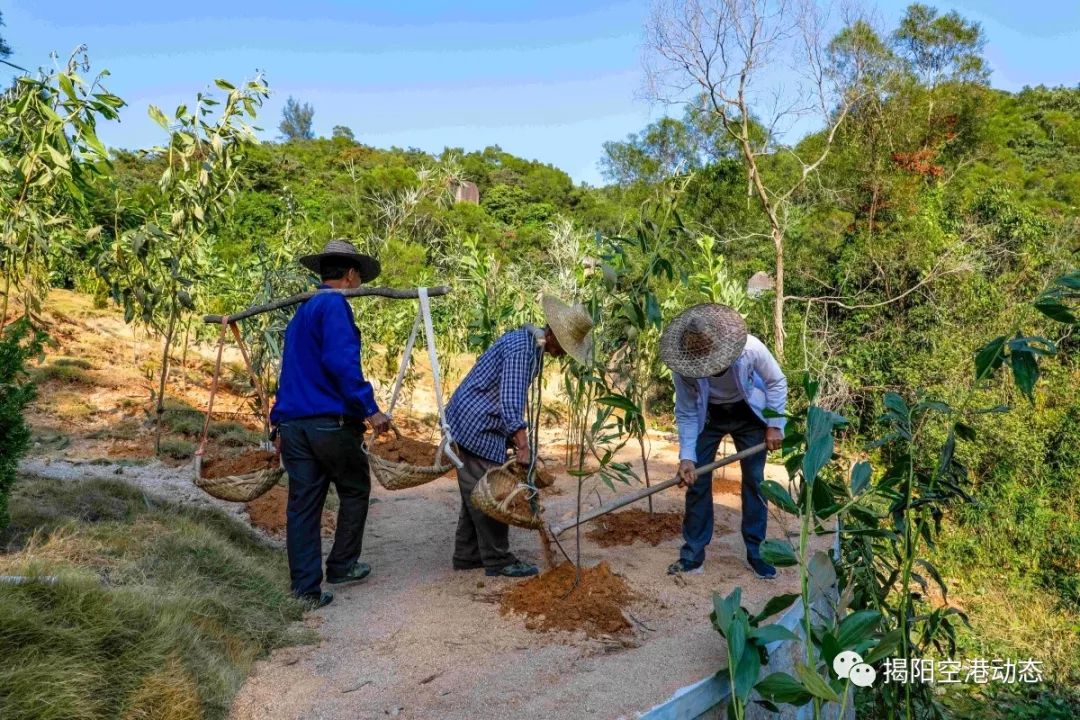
[585, 508, 684, 548]
[245, 485, 336, 538]
[369, 435, 441, 466]
[500, 562, 634, 636]
[201, 450, 278, 479]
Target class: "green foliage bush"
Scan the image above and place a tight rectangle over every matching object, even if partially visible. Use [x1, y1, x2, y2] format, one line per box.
[0, 321, 44, 530]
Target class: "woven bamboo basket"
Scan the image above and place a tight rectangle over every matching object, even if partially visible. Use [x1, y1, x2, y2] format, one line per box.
[364, 427, 453, 491]
[193, 454, 283, 503]
[471, 460, 545, 529]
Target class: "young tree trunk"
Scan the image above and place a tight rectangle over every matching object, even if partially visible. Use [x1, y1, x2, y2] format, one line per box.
[638, 436, 653, 514]
[773, 227, 786, 362]
[154, 300, 179, 455]
[180, 319, 190, 391]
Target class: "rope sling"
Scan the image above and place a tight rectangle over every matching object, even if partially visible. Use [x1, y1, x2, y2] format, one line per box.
[364, 287, 463, 490]
[193, 319, 282, 502]
[470, 332, 546, 529]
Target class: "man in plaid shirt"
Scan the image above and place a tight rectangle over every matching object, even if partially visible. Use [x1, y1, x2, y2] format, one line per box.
[446, 297, 593, 577]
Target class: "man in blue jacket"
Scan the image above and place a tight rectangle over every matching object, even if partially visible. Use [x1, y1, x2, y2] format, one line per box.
[270, 239, 391, 609]
[659, 304, 787, 579]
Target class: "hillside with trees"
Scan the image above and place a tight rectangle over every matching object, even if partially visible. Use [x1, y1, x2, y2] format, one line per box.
[0, 3, 1077, 719]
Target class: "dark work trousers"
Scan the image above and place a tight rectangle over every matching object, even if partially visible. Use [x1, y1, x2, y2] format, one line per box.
[453, 446, 517, 570]
[680, 400, 768, 567]
[278, 416, 371, 597]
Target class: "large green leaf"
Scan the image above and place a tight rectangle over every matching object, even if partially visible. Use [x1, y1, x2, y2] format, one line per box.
[760, 480, 798, 514]
[760, 540, 798, 567]
[973, 335, 1007, 380]
[802, 406, 844, 485]
[850, 460, 872, 494]
[751, 593, 800, 623]
[1008, 346, 1039, 401]
[750, 624, 800, 645]
[755, 672, 812, 706]
[836, 609, 882, 649]
[731, 641, 762, 701]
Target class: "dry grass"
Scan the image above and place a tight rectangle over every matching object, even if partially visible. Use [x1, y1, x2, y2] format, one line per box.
[0, 475, 312, 720]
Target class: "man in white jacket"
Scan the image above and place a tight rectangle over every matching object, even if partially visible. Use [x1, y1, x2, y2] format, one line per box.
[659, 304, 787, 579]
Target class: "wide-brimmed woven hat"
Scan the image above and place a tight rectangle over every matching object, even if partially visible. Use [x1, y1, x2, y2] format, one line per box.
[659, 304, 747, 378]
[299, 239, 381, 282]
[541, 295, 594, 365]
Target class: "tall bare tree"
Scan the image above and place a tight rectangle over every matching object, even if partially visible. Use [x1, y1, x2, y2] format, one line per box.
[644, 0, 876, 360]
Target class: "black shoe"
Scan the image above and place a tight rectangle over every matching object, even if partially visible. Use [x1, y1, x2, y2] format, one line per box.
[453, 560, 484, 571]
[667, 559, 704, 576]
[485, 561, 539, 577]
[747, 555, 776, 580]
[326, 561, 371, 585]
[297, 590, 334, 610]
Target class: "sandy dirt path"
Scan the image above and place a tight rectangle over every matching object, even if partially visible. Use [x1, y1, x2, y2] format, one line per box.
[228, 434, 826, 720]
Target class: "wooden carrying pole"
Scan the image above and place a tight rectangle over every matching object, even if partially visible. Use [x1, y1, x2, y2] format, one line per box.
[202, 285, 451, 324]
[548, 442, 767, 537]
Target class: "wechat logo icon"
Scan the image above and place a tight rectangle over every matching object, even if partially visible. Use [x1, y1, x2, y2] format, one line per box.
[832, 650, 877, 688]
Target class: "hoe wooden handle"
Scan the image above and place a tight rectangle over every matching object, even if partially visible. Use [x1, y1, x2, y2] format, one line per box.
[547, 443, 767, 537]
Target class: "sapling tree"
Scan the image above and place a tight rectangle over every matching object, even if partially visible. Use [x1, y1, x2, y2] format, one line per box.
[0, 49, 122, 326]
[644, 0, 878, 360]
[99, 76, 269, 452]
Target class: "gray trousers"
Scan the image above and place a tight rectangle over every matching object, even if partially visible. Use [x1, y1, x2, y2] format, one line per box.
[453, 446, 516, 570]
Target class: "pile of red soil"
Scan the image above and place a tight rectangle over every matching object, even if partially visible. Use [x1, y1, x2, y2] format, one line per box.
[500, 562, 634, 636]
[585, 508, 684, 548]
[201, 450, 278, 479]
[244, 485, 336, 538]
[369, 435, 441, 466]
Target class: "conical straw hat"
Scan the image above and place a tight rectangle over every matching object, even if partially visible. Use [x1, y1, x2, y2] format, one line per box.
[659, 304, 747, 378]
[299, 238, 381, 282]
[541, 295, 594, 365]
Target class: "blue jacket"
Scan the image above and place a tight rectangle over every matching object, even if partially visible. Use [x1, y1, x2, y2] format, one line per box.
[270, 286, 380, 425]
[673, 334, 787, 462]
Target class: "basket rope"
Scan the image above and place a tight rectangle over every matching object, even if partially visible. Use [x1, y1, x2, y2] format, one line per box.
[192, 319, 280, 503]
[364, 287, 457, 490]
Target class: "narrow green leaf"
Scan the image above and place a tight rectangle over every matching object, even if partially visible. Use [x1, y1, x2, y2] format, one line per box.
[795, 663, 839, 702]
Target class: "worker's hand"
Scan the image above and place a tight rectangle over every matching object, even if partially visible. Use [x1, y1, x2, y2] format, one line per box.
[273, 434, 281, 455]
[765, 427, 783, 452]
[368, 412, 391, 436]
[515, 444, 531, 467]
[677, 460, 697, 488]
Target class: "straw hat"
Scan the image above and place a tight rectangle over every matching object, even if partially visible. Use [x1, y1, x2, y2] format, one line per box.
[659, 304, 747, 378]
[541, 295, 594, 365]
[299, 239, 381, 283]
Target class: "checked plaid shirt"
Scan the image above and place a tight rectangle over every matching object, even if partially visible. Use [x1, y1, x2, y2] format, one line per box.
[445, 324, 545, 463]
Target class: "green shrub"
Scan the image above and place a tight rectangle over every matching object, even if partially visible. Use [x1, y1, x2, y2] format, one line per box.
[0, 320, 44, 530]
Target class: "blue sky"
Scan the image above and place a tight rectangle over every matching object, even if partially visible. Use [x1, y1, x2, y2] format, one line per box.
[3, 1, 1078, 186]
